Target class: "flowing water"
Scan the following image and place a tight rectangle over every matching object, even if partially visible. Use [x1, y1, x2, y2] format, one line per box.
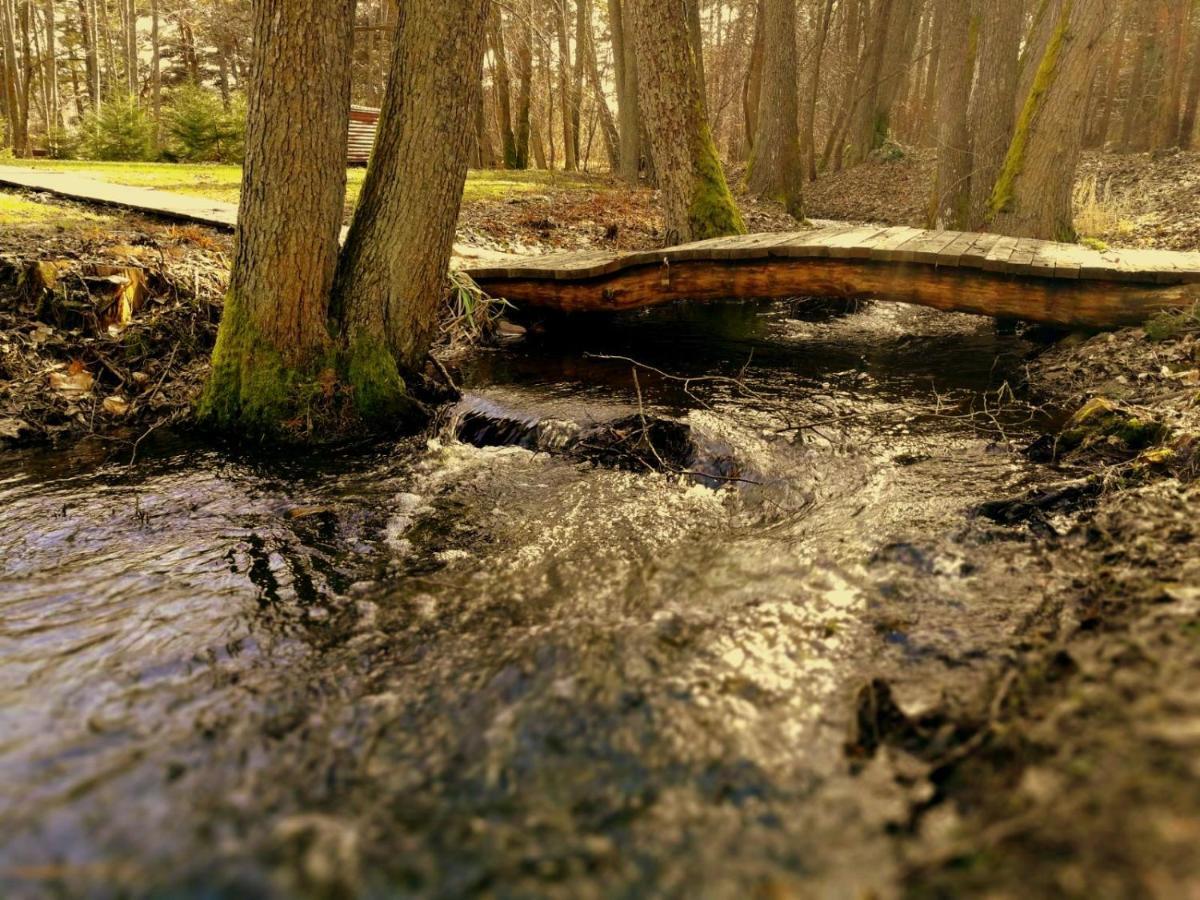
[1, 301, 1063, 898]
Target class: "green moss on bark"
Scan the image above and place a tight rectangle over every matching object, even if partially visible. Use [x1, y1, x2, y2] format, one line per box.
[197, 292, 306, 435]
[198, 293, 424, 440]
[989, 0, 1071, 221]
[344, 333, 424, 425]
[688, 122, 746, 239]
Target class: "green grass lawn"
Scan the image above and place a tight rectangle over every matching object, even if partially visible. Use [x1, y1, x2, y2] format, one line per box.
[0, 191, 117, 229]
[19, 159, 597, 207]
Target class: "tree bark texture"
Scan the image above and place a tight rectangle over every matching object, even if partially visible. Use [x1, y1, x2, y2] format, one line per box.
[747, 0, 803, 217]
[930, 0, 977, 230]
[990, 0, 1111, 241]
[332, 0, 491, 378]
[968, 0, 1022, 228]
[200, 0, 354, 432]
[627, 0, 745, 245]
[846, 0, 919, 165]
[608, 0, 643, 183]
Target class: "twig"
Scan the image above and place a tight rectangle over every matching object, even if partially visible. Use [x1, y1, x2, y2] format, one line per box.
[429, 353, 460, 395]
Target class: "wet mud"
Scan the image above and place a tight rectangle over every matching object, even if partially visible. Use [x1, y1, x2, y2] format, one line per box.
[1, 299, 1196, 898]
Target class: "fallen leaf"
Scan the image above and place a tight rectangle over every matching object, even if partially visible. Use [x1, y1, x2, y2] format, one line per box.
[0, 418, 31, 440]
[49, 368, 95, 397]
[102, 395, 130, 416]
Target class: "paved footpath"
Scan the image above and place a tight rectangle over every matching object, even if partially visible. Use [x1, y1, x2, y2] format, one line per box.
[0, 165, 239, 229]
[0, 165, 515, 267]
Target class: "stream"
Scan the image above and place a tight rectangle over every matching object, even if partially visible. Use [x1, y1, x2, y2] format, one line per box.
[1, 300, 1065, 898]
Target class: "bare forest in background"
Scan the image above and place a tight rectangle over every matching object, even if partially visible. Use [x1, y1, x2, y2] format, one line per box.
[2, 1, 1198, 174]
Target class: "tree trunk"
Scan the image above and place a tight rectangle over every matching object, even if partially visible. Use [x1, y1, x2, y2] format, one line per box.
[572, 0, 586, 162]
[990, 0, 1111, 241]
[125, 0, 135, 96]
[473, 84, 496, 168]
[800, 0, 835, 180]
[609, 0, 643, 183]
[741, 0, 764, 155]
[2, 0, 29, 155]
[555, 0, 577, 170]
[151, 0, 161, 146]
[581, 0, 620, 171]
[1181, 10, 1200, 147]
[489, 6, 519, 168]
[684, 0, 706, 114]
[513, 6, 533, 169]
[1120, 4, 1153, 151]
[75, 0, 96, 109]
[747, 0, 803, 216]
[332, 0, 490, 383]
[1090, 0, 1130, 148]
[1016, 0, 1061, 117]
[627, 0, 745, 245]
[199, 0, 355, 434]
[968, 0, 1022, 227]
[915, 0, 945, 145]
[846, 0, 920, 165]
[930, 0, 977, 230]
[1154, 0, 1189, 148]
[42, 0, 57, 133]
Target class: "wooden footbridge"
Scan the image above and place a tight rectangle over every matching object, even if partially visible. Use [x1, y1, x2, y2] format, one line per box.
[462, 225, 1200, 328]
[3, 166, 1198, 329]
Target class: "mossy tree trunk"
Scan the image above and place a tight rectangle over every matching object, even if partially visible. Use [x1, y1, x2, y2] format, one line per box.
[929, 0, 978, 230]
[989, 0, 1110, 241]
[746, 0, 803, 218]
[845, 0, 919, 167]
[627, 0, 745, 246]
[331, 0, 490, 397]
[198, 0, 354, 435]
[968, 0, 1022, 228]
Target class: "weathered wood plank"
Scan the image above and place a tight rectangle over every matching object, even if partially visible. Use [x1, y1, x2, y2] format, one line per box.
[958, 233, 1004, 270]
[473, 257, 1198, 328]
[770, 224, 860, 258]
[936, 232, 982, 268]
[907, 231, 965, 264]
[824, 225, 894, 259]
[981, 237, 1020, 273]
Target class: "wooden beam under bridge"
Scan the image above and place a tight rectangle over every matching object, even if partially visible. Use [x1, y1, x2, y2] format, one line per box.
[461, 225, 1200, 329]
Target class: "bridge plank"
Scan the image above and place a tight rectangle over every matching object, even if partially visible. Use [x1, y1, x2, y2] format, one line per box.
[936, 232, 981, 267]
[824, 225, 894, 259]
[870, 228, 928, 262]
[770, 224, 859, 258]
[958, 233, 1003, 270]
[864, 227, 924, 261]
[981, 237, 1020, 273]
[908, 231, 965, 264]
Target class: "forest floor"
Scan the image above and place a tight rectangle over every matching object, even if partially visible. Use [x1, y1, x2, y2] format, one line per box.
[2, 156, 1200, 896]
[805, 146, 1200, 252]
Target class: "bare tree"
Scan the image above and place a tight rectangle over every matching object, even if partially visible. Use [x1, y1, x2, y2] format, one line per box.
[198, 0, 356, 434]
[627, 0, 745, 244]
[990, 0, 1112, 240]
[747, 0, 803, 216]
[332, 0, 491, 385]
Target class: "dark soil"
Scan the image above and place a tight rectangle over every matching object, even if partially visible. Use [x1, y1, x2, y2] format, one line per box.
[894, 322, 1200, 898]
[0, 207, 228, 452]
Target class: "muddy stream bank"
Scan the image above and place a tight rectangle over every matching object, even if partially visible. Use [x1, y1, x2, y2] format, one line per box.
[1, 298, 1195, 898]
